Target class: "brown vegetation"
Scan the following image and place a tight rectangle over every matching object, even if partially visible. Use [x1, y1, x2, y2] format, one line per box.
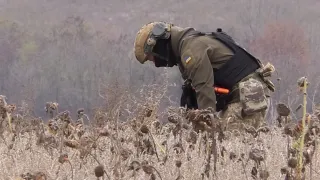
[1, 0, 320, 117]
[1, 76, 320, 180]
[1, 0, 320, 179]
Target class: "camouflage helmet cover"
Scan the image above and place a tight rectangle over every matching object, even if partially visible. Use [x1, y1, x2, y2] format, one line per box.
[133, 22, 171, 64]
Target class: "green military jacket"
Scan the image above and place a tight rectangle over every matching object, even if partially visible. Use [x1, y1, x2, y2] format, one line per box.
[170, 26, 234, 110]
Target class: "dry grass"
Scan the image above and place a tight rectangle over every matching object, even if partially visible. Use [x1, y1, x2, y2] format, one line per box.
[0, 80, 320, 180]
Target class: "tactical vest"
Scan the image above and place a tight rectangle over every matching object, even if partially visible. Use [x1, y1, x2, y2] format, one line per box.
[178, 29, 273, 111]
[186, 30, 263, 90]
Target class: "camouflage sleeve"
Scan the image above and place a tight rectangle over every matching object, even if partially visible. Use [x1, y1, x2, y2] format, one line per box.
[180, 45, 216, 110]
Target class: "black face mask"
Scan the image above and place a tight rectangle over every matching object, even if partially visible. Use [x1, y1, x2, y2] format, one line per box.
[152, 39, 177, 67]
[154, 57, 169, 67]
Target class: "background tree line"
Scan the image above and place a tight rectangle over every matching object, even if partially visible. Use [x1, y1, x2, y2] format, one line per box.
[0, 0, 319, 120]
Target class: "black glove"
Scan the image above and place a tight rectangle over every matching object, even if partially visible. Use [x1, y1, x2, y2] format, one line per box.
[180, 79, 198, 110]
[180, 79, 231, 111]
[216, 94, 231, 111]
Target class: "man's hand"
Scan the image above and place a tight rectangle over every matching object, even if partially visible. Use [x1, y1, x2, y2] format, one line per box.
[185, 108, 218, 132]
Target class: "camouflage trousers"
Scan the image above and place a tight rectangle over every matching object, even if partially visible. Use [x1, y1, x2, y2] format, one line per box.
[218, 97, 270, 131]
[217, 74, 271, 131]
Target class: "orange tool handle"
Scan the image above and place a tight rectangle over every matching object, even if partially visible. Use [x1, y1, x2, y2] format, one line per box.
[214, 87, 229, 94]
[191, 85, 229, 94]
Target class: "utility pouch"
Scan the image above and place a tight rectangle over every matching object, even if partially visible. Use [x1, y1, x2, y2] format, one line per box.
[239, 78, 268, 116]
[180, 79, 198, 110]
[255, 62, 276, 92]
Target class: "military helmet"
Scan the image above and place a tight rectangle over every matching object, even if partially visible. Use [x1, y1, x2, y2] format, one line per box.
[133, 21, 172, 64]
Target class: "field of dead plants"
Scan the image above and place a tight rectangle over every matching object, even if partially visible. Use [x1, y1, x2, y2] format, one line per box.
[1, 0, 320, 179]
[0, 78, 319, 180]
